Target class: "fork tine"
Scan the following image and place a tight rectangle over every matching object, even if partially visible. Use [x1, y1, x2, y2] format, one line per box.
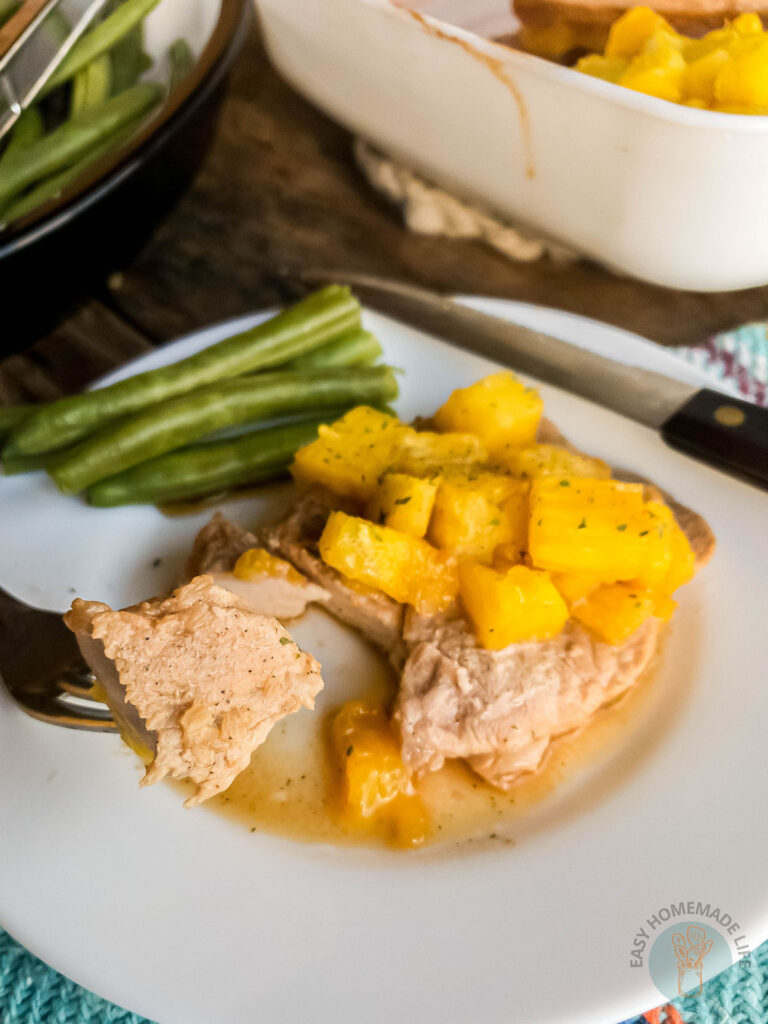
[58, 679, 104, 702]
[10, 687, 119, 732]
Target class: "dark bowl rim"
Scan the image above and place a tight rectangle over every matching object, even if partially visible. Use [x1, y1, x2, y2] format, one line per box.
[0, 0, 251, 257]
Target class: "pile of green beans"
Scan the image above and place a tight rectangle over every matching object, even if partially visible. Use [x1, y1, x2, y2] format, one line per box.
[0, 0, 191, 227]
[1, 287, 400, 506]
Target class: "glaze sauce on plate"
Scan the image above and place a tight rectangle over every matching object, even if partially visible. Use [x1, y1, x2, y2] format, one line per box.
[199, 608, 683, 850]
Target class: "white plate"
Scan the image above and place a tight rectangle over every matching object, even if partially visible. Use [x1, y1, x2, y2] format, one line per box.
[0, 300, 766, 1024]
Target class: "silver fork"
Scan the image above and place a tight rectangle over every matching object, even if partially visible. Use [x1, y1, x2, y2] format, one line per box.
[0, 586, 117, 731]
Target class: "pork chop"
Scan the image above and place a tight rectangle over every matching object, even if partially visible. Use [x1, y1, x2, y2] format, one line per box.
[188, 512, 329, 620]
[65, 576, 324, 807]
[395, 611, 659, 787]
[266, 465, 713, 792]
[393, 489, 712, 786]
[264, 488, 406, 661]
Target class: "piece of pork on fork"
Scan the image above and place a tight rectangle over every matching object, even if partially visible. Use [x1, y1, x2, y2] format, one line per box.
[64, 575, 323, 807]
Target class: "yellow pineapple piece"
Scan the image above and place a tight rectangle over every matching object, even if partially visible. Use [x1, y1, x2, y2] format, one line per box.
[318, 511, 458, 614]
[605, 6, 673, 59]
[629, 501, 696, 595]
[368, 472, 438, 538]
[714, 36, 768, 106]
[502, 443, 610, 481]
[392, 429, 488, 477]
[528, 477, 647, 582]
[428, 473, 529, 565]
[332, 701, 427, 847]
[551, 571, 603, 606]
[571, 582, 657, 645]
[575, 53, 628, 82]
[660, 515, 696, 595]
[619, 43, 686, 102]
[683, 48, 730, 103]
[458, 561, 569, 650]
[433, 372, 543, 457]
[630, 501, 674, 590]
[492, 542, 526, 571]
[653, 594, 678, 621]
[233, 547, 306, 584]
[291, 406, 408, 502]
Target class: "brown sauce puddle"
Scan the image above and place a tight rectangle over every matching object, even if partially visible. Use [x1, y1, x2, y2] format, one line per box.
[189, 617, 686, 853]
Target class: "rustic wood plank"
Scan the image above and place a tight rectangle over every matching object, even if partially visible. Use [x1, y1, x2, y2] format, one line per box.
[0, 299, 152, 403]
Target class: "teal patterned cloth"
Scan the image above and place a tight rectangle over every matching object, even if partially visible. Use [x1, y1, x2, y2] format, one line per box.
[2, 324, 767, 1024]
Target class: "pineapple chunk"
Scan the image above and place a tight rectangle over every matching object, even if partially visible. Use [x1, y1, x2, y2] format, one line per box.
[502, 443, 610, 481]
[492, 541, 526, 571]
[368, 472, 438, 538]
[318, 512, 458, 614]
[629, 501, 696, 595]
[605, 6, 673, 59]
[433, 372, 543, 457]
[571, 582, 657, 645]
[392, 430, 487, 477]
[332, 701, 427, 847]
[429, 472, 529, 565]
[654, 594, 678, 621]
[291, 407, 408, 502]
[551, 571, 603, 606]
[660, 513, 696, 595]
[458, 561, 569, 650]
[630, 501, 674, 590]
[233, 548, 306, 584]
[528, 477, 647, 582]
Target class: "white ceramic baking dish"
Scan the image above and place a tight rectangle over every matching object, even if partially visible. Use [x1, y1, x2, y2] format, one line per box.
[256, 0, 768, 292]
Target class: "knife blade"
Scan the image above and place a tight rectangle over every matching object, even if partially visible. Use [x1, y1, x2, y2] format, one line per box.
[296, 270, 768, 491]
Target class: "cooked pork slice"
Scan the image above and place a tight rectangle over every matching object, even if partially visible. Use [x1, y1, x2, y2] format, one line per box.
[264, 488, 406, 659]
[667, 497, 716, 568]
[188, 512, 329, 619]
[186, 511, 262, 576]
[65, 576, 323, 807]
[395, 613, 659, 787]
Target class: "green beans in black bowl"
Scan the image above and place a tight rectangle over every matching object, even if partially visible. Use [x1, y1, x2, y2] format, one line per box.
[0, 0, 251, 353]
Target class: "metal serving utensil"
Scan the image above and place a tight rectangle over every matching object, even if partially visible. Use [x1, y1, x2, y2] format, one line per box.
[0, 585, 117, 730]
[0, 0, 112, 145]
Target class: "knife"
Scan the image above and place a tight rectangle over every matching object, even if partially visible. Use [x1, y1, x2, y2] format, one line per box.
[295, 271, 768, 492]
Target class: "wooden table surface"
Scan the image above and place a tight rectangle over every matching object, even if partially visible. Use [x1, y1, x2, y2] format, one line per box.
[3, 20, 768, 404]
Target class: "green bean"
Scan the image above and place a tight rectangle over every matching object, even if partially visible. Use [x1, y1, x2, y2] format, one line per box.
[7, 287, 361, 458]
[0, 83, 163, 206]
[2, 451, 55, 475]
[71, 53, 113, 116]
[168, 39, 194, 91]
[287, 328, 382, 370]
[51, 365, 398, 494]
[0, 109, 44, 168]
[0, 405, 35, 443]
[87, 415, 341, 507]
[110, 24, 151, 93]
[43, 0, 162, 95]
[1, 120, 139, 225]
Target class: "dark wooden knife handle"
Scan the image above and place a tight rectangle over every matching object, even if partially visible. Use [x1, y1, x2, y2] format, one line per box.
[661, 389, 768, 490]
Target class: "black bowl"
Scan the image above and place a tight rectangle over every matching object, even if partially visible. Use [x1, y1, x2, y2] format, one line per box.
[0, 0, 252, 354]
